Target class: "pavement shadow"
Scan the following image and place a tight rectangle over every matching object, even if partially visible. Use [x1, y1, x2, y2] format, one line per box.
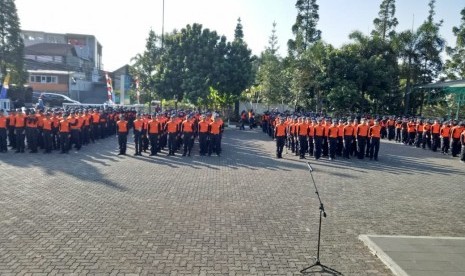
[0, 139, 127, 192]
[306, 148, 465, 177]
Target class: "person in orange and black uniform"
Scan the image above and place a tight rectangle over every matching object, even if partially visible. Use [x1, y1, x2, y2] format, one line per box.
[198, 115, 210, 156]
[164, 115, 179, 156]
[356, 118, 369, 159]
[147, 114, 161, 156]
[116, 115, 128, 155]
[91, 109, 100, 142]
[431, 119, 441, 152]
[209, 116, 223, 156]
[181, 115, 195, 156]
[386, 116, 396, 141]
[7, 109, 16, 149]
[313, 118, 325, 160]
[308, 118, 315, 157]
[395, 117, 402, 143]
[450, 121, 463, 157]
[0, 109, 7, 153]
[133, 114, 145, 156]
[406, 118, 416, 146]
[422, 119, 432, 149]
[369, 120, 382, 161]
[414, 118, 423, 148]
[59, 113, 71, 154]
[70, 111, 83, 151]
[440, 121, 451, 155]
[14, 109, 27, 153]
[327, 120, 339, 161]
[82, 109, 91, 145]
[297, 117, 309, 159]
[343, 119, 355, 159]
[51, 111, 60, 151]
[26, 110, 39, 153]
[460, 124, 465, 163]
[42, 112, 53, 154]
[240, 111, 247, 130]
[274, 117, 287, 159]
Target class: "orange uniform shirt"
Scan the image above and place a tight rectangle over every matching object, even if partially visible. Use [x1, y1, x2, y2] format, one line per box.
[370, 125, 381, 138]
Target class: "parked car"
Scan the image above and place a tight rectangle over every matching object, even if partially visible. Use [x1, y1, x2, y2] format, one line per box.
[32, 92, 80, 107]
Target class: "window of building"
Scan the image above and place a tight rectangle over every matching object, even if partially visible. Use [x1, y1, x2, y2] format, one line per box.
[29, 75, 58, 84]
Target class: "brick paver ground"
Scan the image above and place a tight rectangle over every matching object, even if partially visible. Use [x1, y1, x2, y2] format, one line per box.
[0, 128, 464, 275]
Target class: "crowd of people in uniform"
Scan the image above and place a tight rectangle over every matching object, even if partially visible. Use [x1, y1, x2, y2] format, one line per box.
[253, 111, 465, 163]
[0, 107, 224, 157]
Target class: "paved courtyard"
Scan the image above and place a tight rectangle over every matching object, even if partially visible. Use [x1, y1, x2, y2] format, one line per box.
[0, 128, 464, 275]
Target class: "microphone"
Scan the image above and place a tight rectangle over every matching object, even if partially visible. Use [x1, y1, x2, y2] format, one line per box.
[306, 162, 313, 172]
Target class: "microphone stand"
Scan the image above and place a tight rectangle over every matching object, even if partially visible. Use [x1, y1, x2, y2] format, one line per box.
[300, 162, 342, 275]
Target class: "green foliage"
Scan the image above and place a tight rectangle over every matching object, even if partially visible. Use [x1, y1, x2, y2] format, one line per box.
[288, 0, 321, 57]
[372, 0, 398, 41]
[444, 7, 465, 80]
[131, 20, 253, 112]
[0, 0, 26, 85]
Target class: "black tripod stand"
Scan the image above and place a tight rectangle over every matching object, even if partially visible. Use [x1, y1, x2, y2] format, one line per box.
[300, 162, 342, 275]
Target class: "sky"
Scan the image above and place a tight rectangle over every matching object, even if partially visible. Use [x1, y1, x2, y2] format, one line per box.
[15, 0, 463, 72]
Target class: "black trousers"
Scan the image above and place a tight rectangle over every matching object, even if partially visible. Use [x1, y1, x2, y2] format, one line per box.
[71, 129, 81, 150]
[92, 124, 100, 141]
[149, 134, 159, 154]
[422, 132, 431, 149]
[27, 128, 38, 152]
[432, 133, 440, 151]
[329, 137, 337, 159]
[276, 136, 285, 157]
[441, 137, 450, 153]
[308, 136, 314, 156]
[209, 134, 220, 155]
[43, 130, 52, 152]
[134, 131, 143, 154]
[15, 127, 25, 152]
[60, 132, 70, 153]
[183, 132, 193, 154]
[357, 137, 367, 159]
[388, 126, 395, 140]
[314, 136, 323, 159]
[451, 138, 461, 157]
[167, 133, 177, 154]
[0, 128, 7, 152]
[395, 128, 401, 142]
[370, 137, 380, 159]
[199, 133, 208, 155]
[8, 126, 16, 148]
[299, 135, 308, 157]
[415, 133, 423, 148]
[343, 136, 353, 158]
[118, 133, 127, 154]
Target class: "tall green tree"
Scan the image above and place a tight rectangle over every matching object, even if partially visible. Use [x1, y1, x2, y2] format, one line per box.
[0, 0, 25, 84]
[219, 18, 254, 111]
[130, 29, 163, 104]
[414, 0, 445, 114]
[371, 0, 398, 41]
[257, 22, 288, 105]
[444, 7, 465, 80]
[288, 0, 321, 57]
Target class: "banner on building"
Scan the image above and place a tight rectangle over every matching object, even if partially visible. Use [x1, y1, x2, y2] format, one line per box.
[0, 73, 10, 100]
[105, 72, 114, 104]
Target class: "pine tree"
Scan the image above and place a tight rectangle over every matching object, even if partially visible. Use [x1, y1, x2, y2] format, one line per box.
[0, 0, 25, 84]
[372, 0, 398, 41]
[288, 0, 321, 57]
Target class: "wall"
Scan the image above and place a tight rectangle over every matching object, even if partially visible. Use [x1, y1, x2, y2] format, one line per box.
[238, 102, 293, 115]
